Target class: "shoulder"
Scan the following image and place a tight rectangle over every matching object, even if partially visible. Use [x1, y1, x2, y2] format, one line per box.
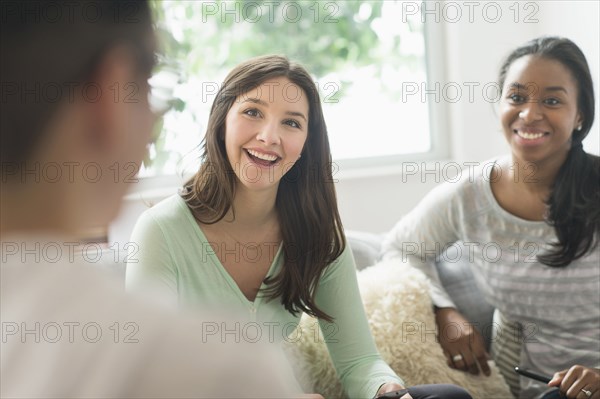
[385, 158, 503, 242]
[406, 159, 499, 219]
[318, 244, 356, 284]
[134, 194, 192, 233]
[129, 195, 200, 256]
[585, 152, 600, 178]
[141, 194, 189, 222]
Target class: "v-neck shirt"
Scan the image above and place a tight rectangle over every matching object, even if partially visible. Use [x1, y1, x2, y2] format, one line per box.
[126, 194, 403, 398]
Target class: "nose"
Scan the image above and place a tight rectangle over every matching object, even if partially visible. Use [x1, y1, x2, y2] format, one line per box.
[518, 101, 544, 123]
[256, 120, 281, 146]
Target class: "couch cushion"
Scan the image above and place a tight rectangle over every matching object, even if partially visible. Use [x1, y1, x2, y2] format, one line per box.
[285, 260, 512, 399]
[346, 230, 385, 270]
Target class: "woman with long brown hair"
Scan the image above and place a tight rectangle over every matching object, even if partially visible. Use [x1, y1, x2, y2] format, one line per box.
[126, 55, 471, 399]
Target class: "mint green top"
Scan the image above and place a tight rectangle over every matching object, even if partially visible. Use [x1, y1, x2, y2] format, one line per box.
[126, 194, 403, 398]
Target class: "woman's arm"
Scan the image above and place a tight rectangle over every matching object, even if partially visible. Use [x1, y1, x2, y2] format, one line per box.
[380, 181, 490, 376]
[380, 182, 461, 309]
[125, 210, 179, 307]
[314, 246, 404, 399]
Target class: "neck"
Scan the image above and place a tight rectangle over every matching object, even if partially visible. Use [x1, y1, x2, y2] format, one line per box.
[226, 184, 279, 228]
[508, 151, 569, 195]
[2, 184, 53, 235]
[0, 183, 106, 242]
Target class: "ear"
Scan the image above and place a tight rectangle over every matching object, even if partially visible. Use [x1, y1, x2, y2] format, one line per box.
[84, 45, 139, 153]
[575, 110, 584, 131]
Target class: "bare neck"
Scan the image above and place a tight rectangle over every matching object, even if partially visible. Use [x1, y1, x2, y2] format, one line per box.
[0, 182, 106, 242]
[225, 184, 279, 230]
[506, 152, 567, 195]
[1, 186, 66, 238]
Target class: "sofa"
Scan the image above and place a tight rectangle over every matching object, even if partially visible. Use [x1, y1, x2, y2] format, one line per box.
[281, 231, 512, 398]
[346, 231, 496, 349]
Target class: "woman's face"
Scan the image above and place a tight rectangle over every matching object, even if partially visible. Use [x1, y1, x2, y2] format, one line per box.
[224, 76, 309, 192]
[499, 55, 582, 166]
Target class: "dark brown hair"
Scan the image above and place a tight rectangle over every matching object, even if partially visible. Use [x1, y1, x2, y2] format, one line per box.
[498, 36, 599, 267]
[1, 0, 155, 169]
[182, 55, 345, 321]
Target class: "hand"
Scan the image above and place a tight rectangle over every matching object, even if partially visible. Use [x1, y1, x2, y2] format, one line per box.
[435, 307, 491, 376]
[376, 382, 412, 399]
[548, 366, 599, 398]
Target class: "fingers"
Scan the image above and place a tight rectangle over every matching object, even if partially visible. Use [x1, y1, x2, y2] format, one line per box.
[375, 382, 407, 398]
[448, 351, 468, 372]
[476, 350, 491, 376]
[467, 354, 479, 375]
[444, 341, 490, 375]
[548, 370, 568, 387]
[436, 309, 491, 377]
[556, 365, 600, 399]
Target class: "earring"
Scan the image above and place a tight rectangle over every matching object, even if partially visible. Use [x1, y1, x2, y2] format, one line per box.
[577, 125, 582, 131]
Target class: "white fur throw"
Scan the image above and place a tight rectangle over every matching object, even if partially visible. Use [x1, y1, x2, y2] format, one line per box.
[284, 261, 513, 399]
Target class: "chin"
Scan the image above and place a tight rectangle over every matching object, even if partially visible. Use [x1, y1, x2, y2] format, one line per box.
[239, 179, 281, 192]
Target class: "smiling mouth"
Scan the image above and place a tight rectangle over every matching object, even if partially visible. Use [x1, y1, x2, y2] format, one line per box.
[244, 149, 281, 167]
[513, 129, 549, 140]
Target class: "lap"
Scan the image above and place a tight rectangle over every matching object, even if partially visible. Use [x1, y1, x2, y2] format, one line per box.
[405, 384, 472, 399]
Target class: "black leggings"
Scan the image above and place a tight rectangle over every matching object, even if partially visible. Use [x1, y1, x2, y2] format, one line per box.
[380, 384, 472, 399]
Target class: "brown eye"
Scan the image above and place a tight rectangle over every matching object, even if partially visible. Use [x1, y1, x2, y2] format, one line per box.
[284, 119, 301, 129]
[508, 94, 525, 103]
[244, 109, 260, 117]
[544, 98, 560, 106]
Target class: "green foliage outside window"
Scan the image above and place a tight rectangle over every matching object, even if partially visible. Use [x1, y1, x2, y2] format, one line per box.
[146, 1, 425, 174]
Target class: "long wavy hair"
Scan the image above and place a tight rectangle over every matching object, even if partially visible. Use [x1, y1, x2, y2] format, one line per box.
[498, 37, 600, 267]
[182, 55, 345, 321]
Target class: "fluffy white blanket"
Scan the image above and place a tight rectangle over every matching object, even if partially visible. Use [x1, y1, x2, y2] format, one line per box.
[285, 261, 513, 398]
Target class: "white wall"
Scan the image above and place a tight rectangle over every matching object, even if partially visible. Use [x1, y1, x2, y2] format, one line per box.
[335, 0, 600, 233]
[110, 0, 600, 243]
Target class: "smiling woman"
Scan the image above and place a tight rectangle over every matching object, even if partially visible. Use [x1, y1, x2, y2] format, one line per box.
[178, 56, 342, 322]
[381, 36, 600, 399]
[224, 76, 309, 192]
[125, 55, 472, 399]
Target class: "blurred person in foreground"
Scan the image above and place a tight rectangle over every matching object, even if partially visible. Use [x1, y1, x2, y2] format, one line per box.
[0, 1, 307, 397]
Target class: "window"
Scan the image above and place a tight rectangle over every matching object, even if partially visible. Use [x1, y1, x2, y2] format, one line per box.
[144, 0, 440, 177]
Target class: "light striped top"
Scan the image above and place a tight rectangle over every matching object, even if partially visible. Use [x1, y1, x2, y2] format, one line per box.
[381, 158, 600, 399]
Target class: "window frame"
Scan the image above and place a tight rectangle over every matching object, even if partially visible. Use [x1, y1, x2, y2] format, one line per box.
[135, 15, 449, 188]
[332, 17, 450, 178]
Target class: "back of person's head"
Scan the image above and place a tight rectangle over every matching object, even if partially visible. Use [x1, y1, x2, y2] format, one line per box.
[1, 0, 155, 166]
[498, 36, 599, 267]
[1, 0, 156, 232]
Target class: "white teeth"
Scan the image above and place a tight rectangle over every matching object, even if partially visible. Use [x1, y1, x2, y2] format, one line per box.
[517, 131, 545, 140]
[247, 149, 278, 162]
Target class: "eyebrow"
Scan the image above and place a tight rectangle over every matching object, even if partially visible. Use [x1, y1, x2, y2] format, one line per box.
[241, 98, 308, 122]
[544, 86, 568, 93]
[508, 82, 568, 94]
